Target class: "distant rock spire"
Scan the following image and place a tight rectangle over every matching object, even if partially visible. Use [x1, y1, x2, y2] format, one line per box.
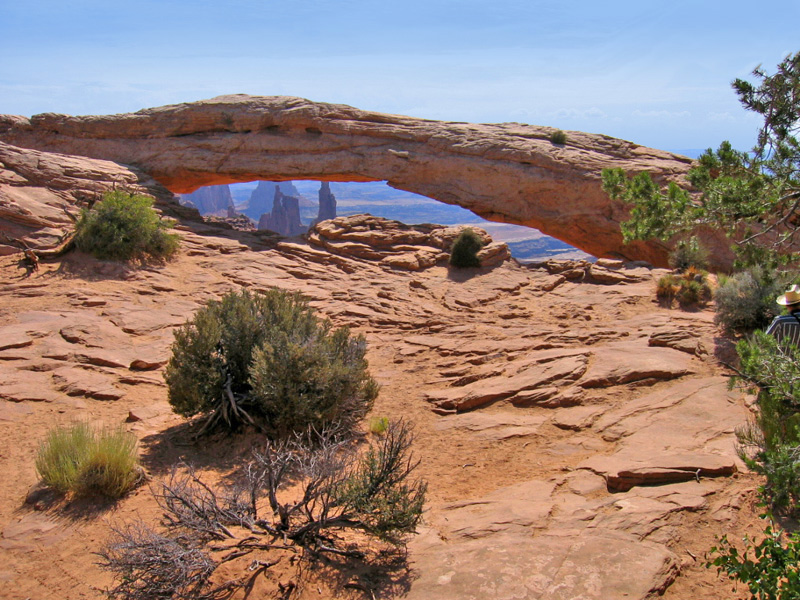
[315, 181, 337, 224]
[257, 185, 306, 236]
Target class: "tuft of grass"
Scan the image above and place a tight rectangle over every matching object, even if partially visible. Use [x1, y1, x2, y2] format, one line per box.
[368, 416, 390, 436]
[35, 423, 141, 498]
[549, 130, 567, 145]
[656, 268, 712, 308]
[35, 422, 94, 493]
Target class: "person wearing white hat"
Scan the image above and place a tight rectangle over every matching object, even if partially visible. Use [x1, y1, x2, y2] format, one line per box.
[766, 284, 800, 347]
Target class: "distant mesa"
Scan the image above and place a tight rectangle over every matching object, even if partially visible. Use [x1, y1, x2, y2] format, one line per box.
[0, 95, 723, 266]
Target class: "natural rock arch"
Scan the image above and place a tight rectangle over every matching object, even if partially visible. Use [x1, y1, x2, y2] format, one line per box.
[0, 95, 697, 265]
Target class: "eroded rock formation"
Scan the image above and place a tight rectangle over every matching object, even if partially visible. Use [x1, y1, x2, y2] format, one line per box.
[179, 183, 234, 215]
[0, 141, 178, 255]
[257, 185, 306, 236]
[313, 181, 337, 225]
[0, 95, 704, 266]
[308, 214, 510, 270]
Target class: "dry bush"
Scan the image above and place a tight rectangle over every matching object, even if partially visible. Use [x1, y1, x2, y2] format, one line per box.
[100, 421, 426, 599]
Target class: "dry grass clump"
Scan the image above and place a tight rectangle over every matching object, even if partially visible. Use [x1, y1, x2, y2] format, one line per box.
[656, 266, 712, 308]
[35, 423, 141, 498]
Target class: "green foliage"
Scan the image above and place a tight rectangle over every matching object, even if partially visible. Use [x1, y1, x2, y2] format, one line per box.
[368, 416, 390, 435]
[669, 236, 709, 271]
[708, 520, 800, 600]
[165, 288, 379, 437]
[602, 51, 800, 266]
[735, 331, 800, 511]
[335, 421, 427, 542]
[35, 423, 140, 498]
[74, 191, 180, 262]
[549, 129, 567, 145]
[449, 227, 483, 268]
[715, 267, 790, 333]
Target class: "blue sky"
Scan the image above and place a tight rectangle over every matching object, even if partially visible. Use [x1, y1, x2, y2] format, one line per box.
[1, 0, 798, 151]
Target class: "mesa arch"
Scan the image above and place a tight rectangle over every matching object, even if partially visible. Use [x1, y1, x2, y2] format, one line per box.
[0, 95, 698, 265]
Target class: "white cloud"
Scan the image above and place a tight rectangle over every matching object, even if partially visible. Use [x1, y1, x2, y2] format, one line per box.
[707, 111, 735, 121]
[631, 109, 691, 118]
[550, 107, 608, 120]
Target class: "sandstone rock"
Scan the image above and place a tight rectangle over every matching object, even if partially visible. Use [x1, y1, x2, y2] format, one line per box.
[52, 366, 123, 400]
[0, 141, 169, 252]
[425, 352, 588, 412]
[309, 215, 508, 271]
[579, 341, 694, 388]
[126, 402, 171, 422]
[587, 263, 651, 284]
[435, 412, 548, 441]
[0, 96, 714, 266]
[314, 181, 336, 224]
[582, 453, 736, 492]
[407, 529, 679, 600]
[0, 513, 71, 551]
[649, 328, 705, 355]
[433, 480, 556, 539]
[0, 329, 33, 351]
[580, 378, 747, 490]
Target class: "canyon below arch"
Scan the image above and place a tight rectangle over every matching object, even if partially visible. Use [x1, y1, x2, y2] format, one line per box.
[0, 94, 704, 266]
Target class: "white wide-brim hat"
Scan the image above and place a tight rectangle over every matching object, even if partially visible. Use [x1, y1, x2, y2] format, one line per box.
[777, 284, 800, 306]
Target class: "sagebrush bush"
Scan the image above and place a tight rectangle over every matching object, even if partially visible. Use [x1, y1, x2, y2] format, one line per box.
[74, 191, 180, 261]
[35, 423, 140, 498]
[669, 236, 709, 272]
[449, 228, 483, 269]
[714, 266, 789, 332]
[165, 288, 379, 437]
[549, 130, 567, 145]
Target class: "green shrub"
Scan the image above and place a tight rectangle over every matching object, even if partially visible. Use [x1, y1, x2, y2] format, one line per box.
[35, 423, 140, 498]
[708, 520, 800, 600]
[714, 266, 789, 333]
[735, 331, 800, 511]
[74, 191, 180, 261]
[668, 236, 708, 272]
[549, 130, 567, 145]
[165, 288, 379, 437]
[449, 228, 483, 269]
